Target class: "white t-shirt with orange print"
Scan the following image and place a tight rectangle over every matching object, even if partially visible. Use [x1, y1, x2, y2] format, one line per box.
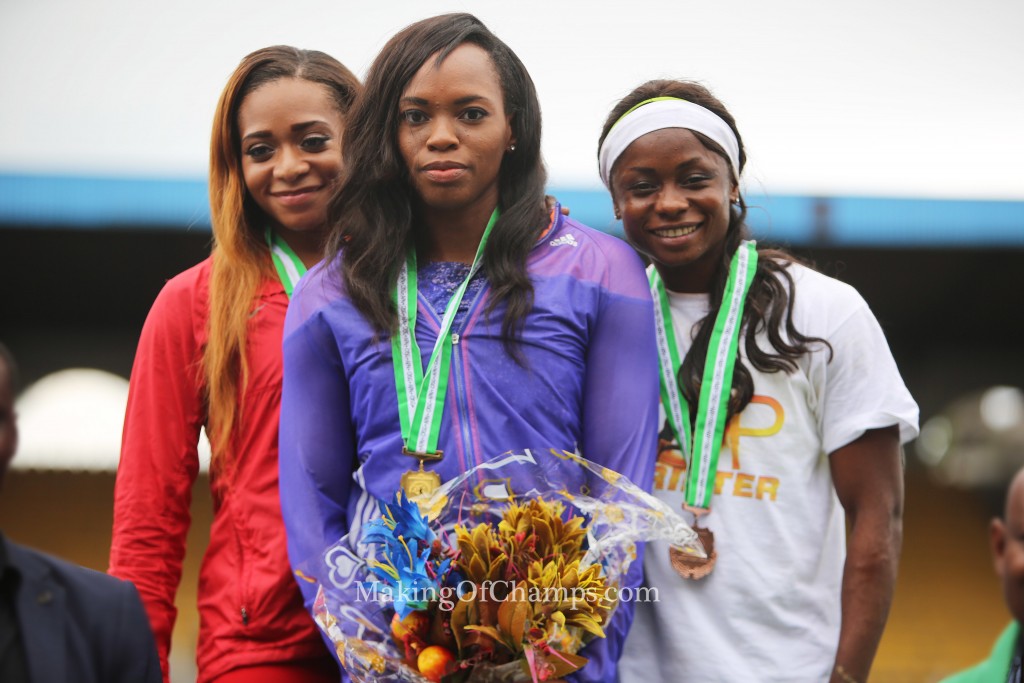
[619, 262, 919, 682]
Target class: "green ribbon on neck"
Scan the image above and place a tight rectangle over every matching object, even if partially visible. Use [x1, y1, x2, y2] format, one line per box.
[649, 240, 758, 509]
[391, 208, 499, 456]
[265, 228, 308, 298]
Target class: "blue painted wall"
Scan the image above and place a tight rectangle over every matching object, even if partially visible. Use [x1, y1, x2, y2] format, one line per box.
[1, 173, 1022, 247]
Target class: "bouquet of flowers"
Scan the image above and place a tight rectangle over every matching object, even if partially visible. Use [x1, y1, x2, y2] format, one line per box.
[301, 448, 704, 682]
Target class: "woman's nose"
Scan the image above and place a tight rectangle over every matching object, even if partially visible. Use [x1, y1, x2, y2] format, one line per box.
[274, 146, 310, 180]
[655, 185, 689, 216]
[426, 116, 458, 152]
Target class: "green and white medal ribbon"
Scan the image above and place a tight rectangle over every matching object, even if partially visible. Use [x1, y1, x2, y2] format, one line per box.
[650, 239, 758, 510]
[391, 208, 499, 458]
[265, 228, 308, 298]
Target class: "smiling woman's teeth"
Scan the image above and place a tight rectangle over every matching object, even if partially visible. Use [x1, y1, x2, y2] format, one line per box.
[654, 225, 698, 238]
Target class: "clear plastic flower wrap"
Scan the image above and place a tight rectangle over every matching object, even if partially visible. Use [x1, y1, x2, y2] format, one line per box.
[298, 448, 705, 682]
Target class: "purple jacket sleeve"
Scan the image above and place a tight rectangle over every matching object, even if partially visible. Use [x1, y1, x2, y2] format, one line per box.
[574, 244, 660, 683]
[278, 301, 355, 664]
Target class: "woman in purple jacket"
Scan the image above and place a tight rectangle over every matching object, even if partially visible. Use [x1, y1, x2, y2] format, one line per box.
[278, 14, 658, 681]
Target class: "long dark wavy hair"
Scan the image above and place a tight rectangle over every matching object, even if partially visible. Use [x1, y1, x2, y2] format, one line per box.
[326, 13, 548, 345]
[598, 80, 832, 425]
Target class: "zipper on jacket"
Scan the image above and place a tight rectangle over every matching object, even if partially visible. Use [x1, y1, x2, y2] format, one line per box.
[448, 282, 489, 467]
[451, 349, 474, 467]
[232, 515, 252, 627]
[418, 277, 487, 470]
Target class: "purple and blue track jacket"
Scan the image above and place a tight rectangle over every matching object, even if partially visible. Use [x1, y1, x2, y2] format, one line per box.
[279, 212, 659, 682]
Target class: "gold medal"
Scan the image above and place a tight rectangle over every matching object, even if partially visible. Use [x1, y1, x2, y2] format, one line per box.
[401, 447, 443, 508]
[401, 462, 442, 498]
[671, 505, 717, 580]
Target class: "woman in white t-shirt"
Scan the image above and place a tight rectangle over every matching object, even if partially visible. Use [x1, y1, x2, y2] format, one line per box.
[598, 80, 919, 683]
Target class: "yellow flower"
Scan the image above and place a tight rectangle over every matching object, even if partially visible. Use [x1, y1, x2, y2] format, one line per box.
[498, 498, 587, 567]
[454, 522, 507, 584]
[450, 496, 615, 680]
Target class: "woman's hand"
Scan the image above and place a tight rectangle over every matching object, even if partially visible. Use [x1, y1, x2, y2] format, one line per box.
[544, 195, 570, 216]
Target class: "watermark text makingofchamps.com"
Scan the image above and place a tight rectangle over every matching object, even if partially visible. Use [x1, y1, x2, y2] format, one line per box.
[356, 580, 660, 612]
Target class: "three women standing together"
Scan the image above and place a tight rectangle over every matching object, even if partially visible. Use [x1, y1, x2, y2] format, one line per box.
[110, 12, 917, 683]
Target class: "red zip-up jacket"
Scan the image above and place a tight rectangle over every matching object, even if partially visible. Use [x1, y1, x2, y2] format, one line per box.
[109, 257, 333, 683]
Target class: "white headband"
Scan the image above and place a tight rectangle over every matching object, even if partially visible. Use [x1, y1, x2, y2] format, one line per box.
[598, 97, 741, 189]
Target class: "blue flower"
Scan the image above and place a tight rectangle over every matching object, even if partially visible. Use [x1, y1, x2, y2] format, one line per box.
[363, 490, 436, 549]
[366, 538, 452, 619]
[361, 491, 451, 619]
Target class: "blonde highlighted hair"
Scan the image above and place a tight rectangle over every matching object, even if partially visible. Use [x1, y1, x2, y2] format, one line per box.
[204, 46, 360, 470]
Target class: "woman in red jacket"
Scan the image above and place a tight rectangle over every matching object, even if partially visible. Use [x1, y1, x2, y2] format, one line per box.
[109, 46, 361, 683]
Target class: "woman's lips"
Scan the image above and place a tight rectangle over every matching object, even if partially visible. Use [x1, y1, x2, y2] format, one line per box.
[273, 186, 321, 206]
[651, 224, 700, 238]
[422, 162, 467, 183]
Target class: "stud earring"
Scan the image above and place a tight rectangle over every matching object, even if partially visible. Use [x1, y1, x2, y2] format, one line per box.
[508, 143, 516, 152]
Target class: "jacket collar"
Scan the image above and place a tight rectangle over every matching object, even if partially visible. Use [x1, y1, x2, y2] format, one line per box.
[532, 204, 565, 249]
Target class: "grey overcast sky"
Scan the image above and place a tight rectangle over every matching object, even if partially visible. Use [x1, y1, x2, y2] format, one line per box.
[1, 0, 1022, 199]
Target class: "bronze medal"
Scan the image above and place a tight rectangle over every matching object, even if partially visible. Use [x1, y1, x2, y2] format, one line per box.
[671, 505, 717, 580]
[670, 525, 716, 579]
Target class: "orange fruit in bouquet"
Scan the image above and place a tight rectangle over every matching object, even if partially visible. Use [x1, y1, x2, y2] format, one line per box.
[417, 645, 456, 682]
[392, 611, 432, 663]
[391, 610, 430, 646]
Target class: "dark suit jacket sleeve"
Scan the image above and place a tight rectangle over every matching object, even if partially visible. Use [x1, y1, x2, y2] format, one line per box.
[108, 579, 162, 683]
[8, 539, 162, 683]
